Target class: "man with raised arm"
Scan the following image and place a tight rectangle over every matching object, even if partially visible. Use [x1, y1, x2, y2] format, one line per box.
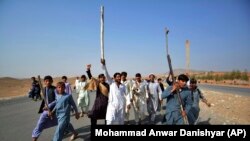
[101, 59, 128, 125]
[161, 74, 192, 125]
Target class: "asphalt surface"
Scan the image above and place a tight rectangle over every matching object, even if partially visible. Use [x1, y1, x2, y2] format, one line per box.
[0, 90, 163, 141]
[199, 84, 250, 97]
[0, 91, 95, 141]
[1, 85, 249, 140]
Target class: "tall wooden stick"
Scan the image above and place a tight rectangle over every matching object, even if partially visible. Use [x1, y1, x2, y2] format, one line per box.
[38, 75, 54, 119]
[100, 6, 104, 60]
[37, 75, 49, 108]
[165, 28, 189, 125]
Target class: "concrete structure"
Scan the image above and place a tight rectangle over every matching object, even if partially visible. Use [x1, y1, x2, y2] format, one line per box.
[185, 40, 190, 74]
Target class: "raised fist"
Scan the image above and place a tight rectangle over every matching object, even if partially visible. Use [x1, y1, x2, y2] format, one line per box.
[101, 59, 105, 65]
[86, 64, 91, 70]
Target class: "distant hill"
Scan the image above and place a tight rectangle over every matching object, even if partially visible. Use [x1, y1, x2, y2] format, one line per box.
[151, 68, 206, 78]
[0, 77, 20, 81]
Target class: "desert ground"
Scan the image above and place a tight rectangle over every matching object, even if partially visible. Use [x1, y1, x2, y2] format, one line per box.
[0, 77, 249, 124]
[198, 90, 250, 124]
[0, 77, 76, 99]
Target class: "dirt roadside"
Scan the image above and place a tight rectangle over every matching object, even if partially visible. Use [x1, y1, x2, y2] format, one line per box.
[198, 90, 250, 125]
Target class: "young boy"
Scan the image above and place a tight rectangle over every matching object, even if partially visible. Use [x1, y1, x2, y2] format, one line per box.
[32, 76, 57, 141]
[61, 76, 72, 95]
[62, 75, 74, 115]
[188, 78, 211, 124]
[161, 74, 193, 125]
[29, 76, 41, 100]
[49, 82, 79, 141]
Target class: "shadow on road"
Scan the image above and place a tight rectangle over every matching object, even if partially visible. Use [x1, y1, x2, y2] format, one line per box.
[63, 125, 91, 141]
[75, 125, 91, 140]
[196, 117, 211, 125]
[125, 114, 165, 125]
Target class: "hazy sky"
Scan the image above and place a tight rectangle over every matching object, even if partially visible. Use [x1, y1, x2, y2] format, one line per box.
[0, 0, 249, 78]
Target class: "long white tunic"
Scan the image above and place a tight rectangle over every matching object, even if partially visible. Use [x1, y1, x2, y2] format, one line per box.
[76, 81, 89, 109]
[131, 80, 148, 111]
[75, 79, 79, 89]
[147, 81, 162, 113]
[102, 64, 127, 123]
[121, 80, 132, 106]
[106, 83, 126, 122]
[131, 80, 148, 122]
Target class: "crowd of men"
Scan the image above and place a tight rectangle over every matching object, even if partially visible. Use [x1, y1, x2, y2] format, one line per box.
[30, 59, 211, 141]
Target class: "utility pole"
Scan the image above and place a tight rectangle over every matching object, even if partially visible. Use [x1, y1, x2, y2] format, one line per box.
[185, 40, 190, 75]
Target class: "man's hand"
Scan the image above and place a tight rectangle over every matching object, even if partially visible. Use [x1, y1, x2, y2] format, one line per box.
[202, 99, 211, 107]
[130, 98, 133, 103]
[48, 111, 52, 116]
[132, 89, 137, 95]
[181, 111, 186, 117]
[171, 82, 180, 93]
[160, 99, 163, 105]
[127, 104, 131, 110]
[43, 106, 49, 111]
[86, 64, 91, 70]
[206, 102, 211, 107]
[48, 111, 53, 119]
[101, 59, 105, 65]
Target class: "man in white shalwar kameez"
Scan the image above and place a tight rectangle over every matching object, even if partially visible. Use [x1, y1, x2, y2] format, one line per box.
[131, 73, 148, 125]
[74, 77, 79, 90]
[101, 59, 127, 125]
[147, 73, 162, 124]
[76, 75, 89, 117]
[121, 72, 133, 125]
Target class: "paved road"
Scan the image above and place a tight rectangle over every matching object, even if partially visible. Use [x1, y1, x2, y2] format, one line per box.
[1, 85, 248, 140]
[0, 91, 95, 141]
[199, 84, 250, 97]
[0, 91, 163, 141]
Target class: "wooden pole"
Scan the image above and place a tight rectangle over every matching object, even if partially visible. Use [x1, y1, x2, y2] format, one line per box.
[165, 28, 189, 125]
[38, 75, 54, 118]
[165, 28, 169, 55]
[37, 75, 48, 108]
[100, 6, 104, 60]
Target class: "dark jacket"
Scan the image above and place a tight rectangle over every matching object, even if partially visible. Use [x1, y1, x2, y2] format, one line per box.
[38, 85, 56, 113]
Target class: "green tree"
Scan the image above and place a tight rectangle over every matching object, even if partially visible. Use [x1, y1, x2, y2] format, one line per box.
[230, 70, 236, 79]
[235, 70, 241, 79]
[241, 70, 249, 81]
[223, 73, 229, 80]
[207, 72, 213, 80]
[215, 74, 221, 82]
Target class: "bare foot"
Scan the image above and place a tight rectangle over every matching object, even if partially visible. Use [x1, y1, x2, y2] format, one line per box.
[32, 137, 38, 141]
[69, 132, 78, 141]
[80, 112, 84, 117]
